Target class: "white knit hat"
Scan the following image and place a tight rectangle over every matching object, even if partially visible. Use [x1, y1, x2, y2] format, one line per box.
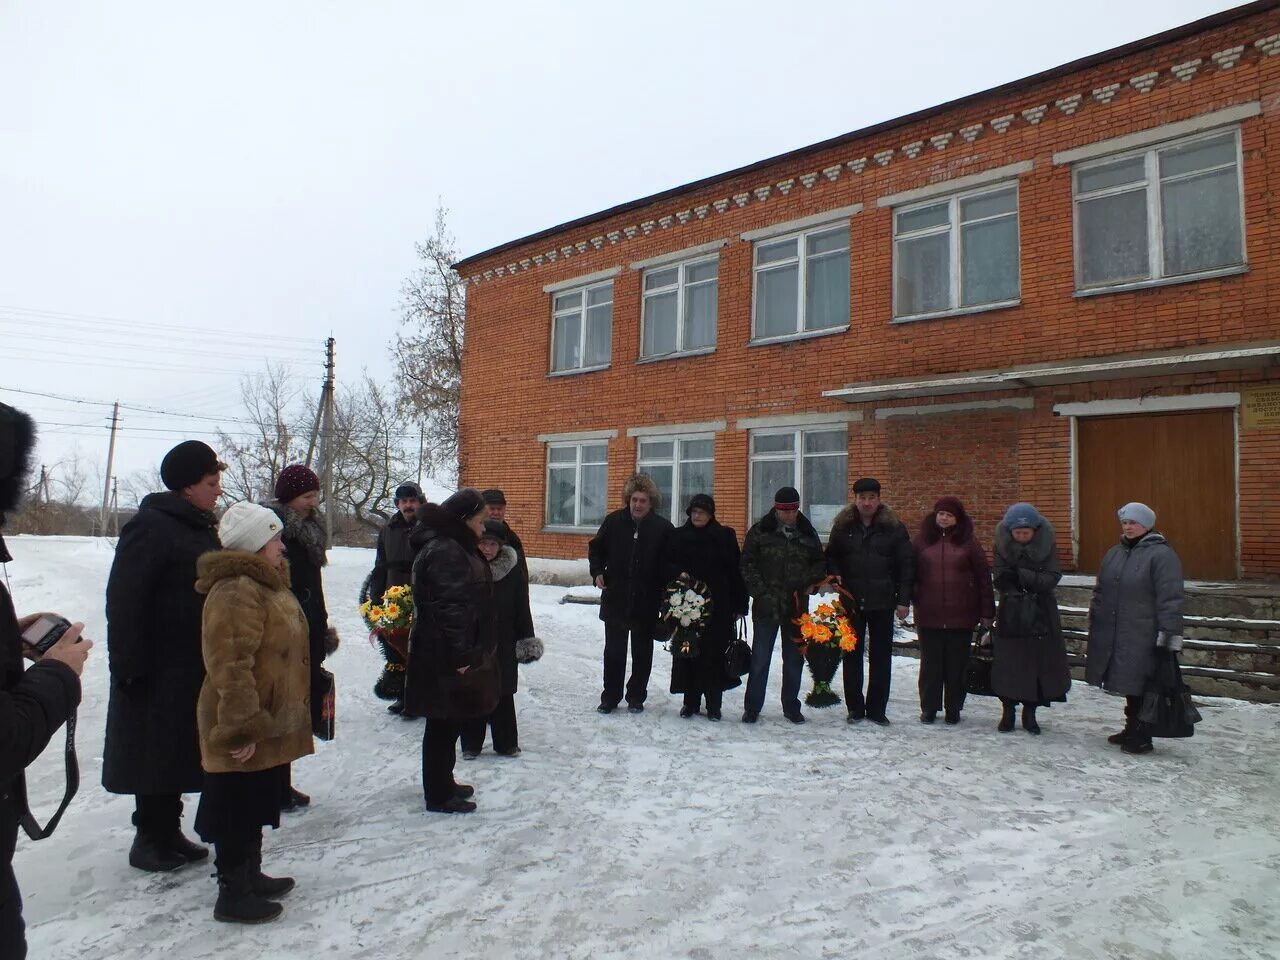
[219, 501, 283, 554]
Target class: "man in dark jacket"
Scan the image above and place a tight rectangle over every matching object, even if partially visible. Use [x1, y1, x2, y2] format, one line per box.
[740, 487, 827, 724]
[369, 481, 423, 713]
[103, 440, 223, 871]
[587, 473, 673, 714]
[826, 478, 915, 725]
[1, 403, 91, 959]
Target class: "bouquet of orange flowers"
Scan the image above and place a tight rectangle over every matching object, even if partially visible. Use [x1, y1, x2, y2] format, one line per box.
[793, 597, 858, 707]
[360, 584, 414, 656]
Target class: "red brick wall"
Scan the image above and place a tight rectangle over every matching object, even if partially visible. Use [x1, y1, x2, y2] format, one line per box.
[458, 7, 1280, 572]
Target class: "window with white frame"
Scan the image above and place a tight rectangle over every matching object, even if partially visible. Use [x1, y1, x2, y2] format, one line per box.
[551, 281, 613, 372]
[636, 435, 715, 519]
[752, 225, 850, 339]
[545, 441, 608, 528]
[1073, 128, 1244, 290]
[641, 257, 718, 358]
[893, 184, 1020, 318]
[748, 427, 847, 534]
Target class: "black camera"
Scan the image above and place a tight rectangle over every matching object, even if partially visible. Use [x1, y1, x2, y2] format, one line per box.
[20, 614, 72, 655]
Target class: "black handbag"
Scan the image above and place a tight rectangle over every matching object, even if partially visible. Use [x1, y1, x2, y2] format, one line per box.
[965, 625, 996, 697]
[1139, 650, 1201, 738]
[725, 617, 752, 678]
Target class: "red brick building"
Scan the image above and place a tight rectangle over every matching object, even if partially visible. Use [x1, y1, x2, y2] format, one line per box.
[455, 1, 1280, 581]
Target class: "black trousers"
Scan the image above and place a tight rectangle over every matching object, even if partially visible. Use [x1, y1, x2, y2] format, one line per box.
[918, 627, 971, 716]
[461, 695, 518, 754]
[133, 793, 183, 835]
[213, 830, 259, 875]
[0, 863, 25, 960]
[683, 688, 723, 712]
[842, 609, 895, 719]
[422, 718, 463, 805]
[602, 621, 654, 707]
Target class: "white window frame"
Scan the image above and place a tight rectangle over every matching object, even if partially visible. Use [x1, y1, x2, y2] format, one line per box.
[549, 280, 613, 375]
[544, 440, 609, 530]
[892, 182, 1021, 321]
[639, 255, 719, 361]
[747, 425, 848, 535]
[1071, 126, 1247, 294]
[750, 223, 850, 343]
[635, 433, 715, 518]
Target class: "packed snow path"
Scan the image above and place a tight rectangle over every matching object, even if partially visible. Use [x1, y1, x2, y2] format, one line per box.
[8, 537, 1280, 959]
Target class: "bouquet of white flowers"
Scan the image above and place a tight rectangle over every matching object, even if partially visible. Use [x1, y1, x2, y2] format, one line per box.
[655, 579, 714, 658]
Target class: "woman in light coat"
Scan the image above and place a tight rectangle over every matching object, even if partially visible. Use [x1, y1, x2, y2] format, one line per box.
[194, 501, 314, 924]
[1086, 502, 1185, 755]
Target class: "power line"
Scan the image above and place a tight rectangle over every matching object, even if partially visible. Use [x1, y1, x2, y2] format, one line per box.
[0, 321, 318, 363]
[0, 304, 319, 346]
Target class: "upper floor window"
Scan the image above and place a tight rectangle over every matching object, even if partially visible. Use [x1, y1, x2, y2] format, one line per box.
[893, 184, 1020, 319]
[748, 426, 847, 535]
[1073, 129, 1244, 290]
[636, 435, 715, 519]
[546, 441, 608, 528]
[752, 225, 849, 340]
[641, 258, 718, 359]
[551, 281, 613, 373]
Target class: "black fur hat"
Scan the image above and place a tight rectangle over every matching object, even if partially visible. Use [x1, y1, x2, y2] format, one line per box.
[0, 403, 36, 520]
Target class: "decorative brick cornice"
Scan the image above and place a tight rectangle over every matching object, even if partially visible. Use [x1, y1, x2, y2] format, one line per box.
[461, 25, 1276, 287]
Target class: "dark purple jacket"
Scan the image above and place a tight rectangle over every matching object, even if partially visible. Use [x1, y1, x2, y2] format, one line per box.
[912, 530, 995, 631]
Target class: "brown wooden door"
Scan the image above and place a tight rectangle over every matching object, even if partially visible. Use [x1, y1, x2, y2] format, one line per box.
[1077, 409, 1236, 580]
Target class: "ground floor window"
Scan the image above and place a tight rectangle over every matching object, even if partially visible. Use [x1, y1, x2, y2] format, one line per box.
[546, 441, 608, 528]
[748, 427, 847, 533]
[636, 435, 715, 519]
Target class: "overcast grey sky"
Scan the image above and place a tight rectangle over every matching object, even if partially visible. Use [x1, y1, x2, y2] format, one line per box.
[0, 0, 1239, 496]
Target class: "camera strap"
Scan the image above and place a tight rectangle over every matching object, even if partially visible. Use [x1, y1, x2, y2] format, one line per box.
[17, 708, 79, 841]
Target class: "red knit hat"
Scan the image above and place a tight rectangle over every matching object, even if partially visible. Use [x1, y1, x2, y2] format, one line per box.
[275, 464, 320, 503]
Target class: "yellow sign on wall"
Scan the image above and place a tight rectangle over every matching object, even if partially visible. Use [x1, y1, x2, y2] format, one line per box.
[1242, 384, 1280, 431]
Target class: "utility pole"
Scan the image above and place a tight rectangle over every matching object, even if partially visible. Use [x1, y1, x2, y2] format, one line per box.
[110, 476, 119, 536]
[318, 338, 336, 543]
[417, 421, 425, 487]
[100, 402, 120, 532]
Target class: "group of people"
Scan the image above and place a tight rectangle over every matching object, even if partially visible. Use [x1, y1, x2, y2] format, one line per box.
[0, 399, 1187, 953]
[587, 473, 1185, 758]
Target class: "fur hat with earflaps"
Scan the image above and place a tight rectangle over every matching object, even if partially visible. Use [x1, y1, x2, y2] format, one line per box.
[621, 473, 661, 508]
[0, 403, 37, 524]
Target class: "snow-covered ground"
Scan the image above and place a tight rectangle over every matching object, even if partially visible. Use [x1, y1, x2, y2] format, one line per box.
[6, 535, 1280, 960]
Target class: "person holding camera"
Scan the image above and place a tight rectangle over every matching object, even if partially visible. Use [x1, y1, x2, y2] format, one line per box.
[103, 440, 224, 872]
[1, 403, 92, 959]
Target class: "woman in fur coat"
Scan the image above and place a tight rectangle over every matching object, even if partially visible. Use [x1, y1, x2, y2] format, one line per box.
[663, 494, 748, 721]
[193, 501, 314, 924]
[268, 465, 337, 811]
[991, 503, 1070, 735]
[404, 489, 499, 813]
[461, 520, 540, 759]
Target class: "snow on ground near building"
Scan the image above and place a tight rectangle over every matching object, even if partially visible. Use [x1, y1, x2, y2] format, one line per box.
[7, 536, 1280, 960]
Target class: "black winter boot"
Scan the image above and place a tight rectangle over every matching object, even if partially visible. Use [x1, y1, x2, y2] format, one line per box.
[162, 830, 209, 863]
[214, 863, 283, 924]
[998, 701, 1016, 732]
[1122, 735, 1154, 755]
[1022, 705, 1041, 735]
[129, 831, 185, 872]
[250, 836, 295, 898]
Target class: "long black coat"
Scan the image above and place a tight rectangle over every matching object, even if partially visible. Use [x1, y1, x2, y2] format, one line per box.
[1, 547, 81, 887]
[267, 501, 330, 728]
[369, 511, 416, 602]
[102, 491, 220, 795]
[825, 504, 916, 612]
[588, 508, 674, 627]
[664, 520, 748, 696]
[403, 505, 499, 720]
[488, 545, 534, 697]
[991, 521, 1070, 705]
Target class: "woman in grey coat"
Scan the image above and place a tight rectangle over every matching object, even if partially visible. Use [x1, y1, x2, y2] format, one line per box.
[991, 503, 1070, 735]
[1086, 502, 1185, 755]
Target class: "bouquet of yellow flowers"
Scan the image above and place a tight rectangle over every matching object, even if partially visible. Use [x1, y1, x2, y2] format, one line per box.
[360, 584, 414, 644]
[794, 596, 858, 707]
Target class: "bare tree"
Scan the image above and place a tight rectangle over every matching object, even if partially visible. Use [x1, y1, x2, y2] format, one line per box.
[119, 466, 166, 510]
[395, 205, 464, 477]
[216, 364, 308, 503]
[51, 448, 94, 506]
[328, 373, 415, 532]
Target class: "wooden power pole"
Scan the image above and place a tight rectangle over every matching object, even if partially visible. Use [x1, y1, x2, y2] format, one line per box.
[318, 338, 336, 543]
[100, 402, 120, 532]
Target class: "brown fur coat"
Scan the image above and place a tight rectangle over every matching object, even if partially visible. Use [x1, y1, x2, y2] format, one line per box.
[195, 550, 314, 774]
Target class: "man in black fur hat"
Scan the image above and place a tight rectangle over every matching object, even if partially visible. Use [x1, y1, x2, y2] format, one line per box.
[0, 403, 92, 958]
[368, 481, 423, 713]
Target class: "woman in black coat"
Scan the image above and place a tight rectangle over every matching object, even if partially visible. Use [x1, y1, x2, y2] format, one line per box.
[664, 494, 748, 721]
[404, 489, 499, 814]
[268, 464, 338, 809]
[461, 520, 537, 758]
[103, 440, 223, 873]
[991, 503, 1070, 735]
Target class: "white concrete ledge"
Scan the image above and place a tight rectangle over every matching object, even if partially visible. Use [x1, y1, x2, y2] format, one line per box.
[1051, 102, 1259, 165]
[543, 267, 621, 294]
[626, 421, 727, 438]
[875, 397, 1034, 419]
[1053, 393, 1241, 417]
[736, 410, 863, 430]
[740, 204, 863, 242]
[536, 429, 618, 443]
[876, 161, 1033, 208]
[629, 239, 729, 272]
